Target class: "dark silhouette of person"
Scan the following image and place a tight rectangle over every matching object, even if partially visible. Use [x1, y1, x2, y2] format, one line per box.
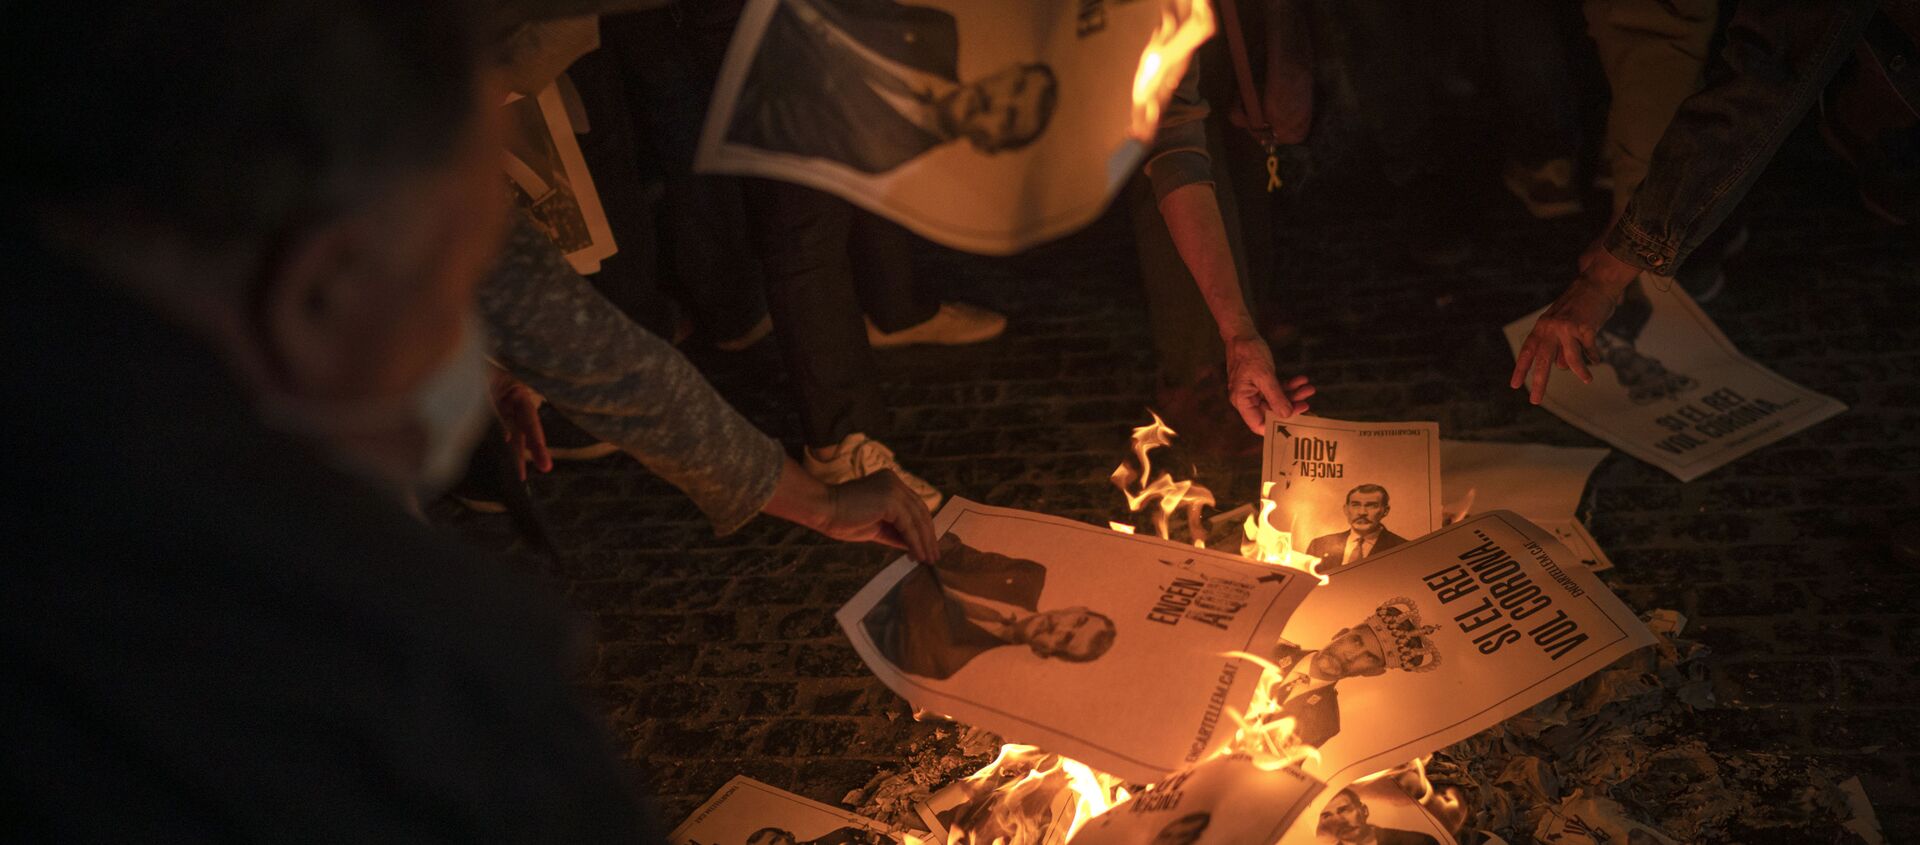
[725, 0, 1058, 173]
[1261, 599, 1443, 747]
[1316, 789, 1440, 845]
[862, 533, 1116, 680]
[1304, 484, 1407, 568]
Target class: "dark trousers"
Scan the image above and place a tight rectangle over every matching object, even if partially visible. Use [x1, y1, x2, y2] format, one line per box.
[743, 179, 938, 448]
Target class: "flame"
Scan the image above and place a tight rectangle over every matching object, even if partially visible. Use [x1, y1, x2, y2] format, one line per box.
[1129, 0, 1216, 141]
[944, 745, 1128, 844]
[1351, 754, 1469, 833]
[1441, 487, 1477, 527]
[1110, 411, 1215, 546]
[1238, 482, 1331, 585]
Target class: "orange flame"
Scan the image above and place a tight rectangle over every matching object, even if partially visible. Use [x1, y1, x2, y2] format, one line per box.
[1110, 411, 1215, 546]
[1441, 487, 1477, 527]
[1239, 482, 1331, 585]
[1352, 754, 1469, 833]
[943, 745, 1129, 844]
[1129, 0, 1216, 141]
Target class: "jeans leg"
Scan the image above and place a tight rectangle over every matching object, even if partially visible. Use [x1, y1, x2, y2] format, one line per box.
[849, 212, 939, 333]
[1584, 0, 1718, 218]
[743, 179, 886, 449]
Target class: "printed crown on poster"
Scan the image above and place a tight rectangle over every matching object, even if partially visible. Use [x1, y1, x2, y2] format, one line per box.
[1364, 596, 1443, 673]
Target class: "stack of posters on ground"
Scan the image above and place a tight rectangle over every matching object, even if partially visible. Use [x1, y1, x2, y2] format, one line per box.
[696, 0, 1210, 254]
[672, 776, 907, 845]
[1439, 440, 1614, 572]
[1264, 512, 1654, 792]
[1070, 756, 1324, 845]
[1260, 417, 1443, 573]
[1278, 777, 1458, 845]
[1504, 278, 1845, 481]
[501, 81, 617, 274]
[836, 499, 1319, 783]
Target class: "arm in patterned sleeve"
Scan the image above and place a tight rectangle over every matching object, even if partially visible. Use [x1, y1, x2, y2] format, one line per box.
[478, 208, 786, 534]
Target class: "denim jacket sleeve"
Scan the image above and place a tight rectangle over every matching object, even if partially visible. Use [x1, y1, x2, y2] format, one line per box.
[1607, 0, 1878, 274]
[1143, 63, 1215, 200]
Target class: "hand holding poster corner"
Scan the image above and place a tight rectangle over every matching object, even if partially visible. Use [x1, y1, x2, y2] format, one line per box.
[1505, 278, 1845, 482]
[836, 499, 1318, 784]
[1267, 511, 1655, 792]
[1261, 416, 1444, 571]
[696, 0, 1207, 255]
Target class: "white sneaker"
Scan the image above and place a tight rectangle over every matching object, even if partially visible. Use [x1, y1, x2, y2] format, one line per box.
[866, 302, 1007, 349]
[803, 433, 942, 511]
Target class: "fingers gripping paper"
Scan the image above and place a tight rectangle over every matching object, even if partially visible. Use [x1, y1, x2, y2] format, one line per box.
[836, 499, 1318, 783]
[1504, 279, 1845, 482]
[696, 0, 1209, 254]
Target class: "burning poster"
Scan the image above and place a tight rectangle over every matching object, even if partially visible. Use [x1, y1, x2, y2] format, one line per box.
[1439, 441, 1614, 572]
[1259, 417, 1444, 573]
[837, 499, 1318, 783]
[912, 745, 1127, 845]
[695, 0, 1210, 255]
[1262, 512, 1654, 792]
[501, 80, 618, 274]
[1504, 278, 1845, 482]
[671, 776, 907, 845]
[1278, 777, 1458, 845]
[1070, 755, 1325, 845]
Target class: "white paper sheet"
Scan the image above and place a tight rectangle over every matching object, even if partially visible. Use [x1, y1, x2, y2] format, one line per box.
[1072, 756, 1325, 845]
[671, 776, 905, 845]
[696, 0, 1207, 255]
[837, 499, 1318, 783]
[501, 80, 617, 274]
[1504, 278, 1844, 482]
[1261, 417, 1445, 573]
[1266, 512, 1655, 792]
[1439, 441, 1613, 572]
[1278, 777, 1458, 845]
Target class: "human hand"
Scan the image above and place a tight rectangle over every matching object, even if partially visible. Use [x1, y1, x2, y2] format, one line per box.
[487, 368, 552, 481]
[1226, 336, 1315, 434]
[1510, 240, 1638, 404]
[815, 471, 939, 563]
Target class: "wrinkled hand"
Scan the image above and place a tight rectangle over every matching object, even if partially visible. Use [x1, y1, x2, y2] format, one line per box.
[1510, 240, 1637, 404]
[815, 471, 938, 563]
[1226, 336, 1315, 434]
[488, 369, 553, 481]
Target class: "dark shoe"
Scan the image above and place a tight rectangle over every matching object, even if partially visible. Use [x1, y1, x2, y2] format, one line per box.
[1675, 224, 1748, 304]
[1503, 159, 1584, 220]
[541, 408, 620, 461]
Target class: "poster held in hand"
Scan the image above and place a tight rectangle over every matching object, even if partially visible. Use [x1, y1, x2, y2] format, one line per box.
[1260, 417, 1444, 572]
[671, 776, 905, 845]
[1262, 512, 1654, 792]
[696, 0, 1210, 255]
[837, 499, 1318, 783]
[1504, 278, 1844, 482]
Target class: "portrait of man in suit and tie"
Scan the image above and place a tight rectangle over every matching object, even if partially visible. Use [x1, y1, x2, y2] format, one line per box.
[1260, 598, 1442, 748]
[1303, 484, 1407, 569]
[724, 0, 1060, 174]
[1315, 789, 1441, 845]
[861, 532, 1116, 680]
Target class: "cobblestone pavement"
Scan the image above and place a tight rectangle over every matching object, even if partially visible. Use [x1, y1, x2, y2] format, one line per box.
[446, 134, 1919, 840]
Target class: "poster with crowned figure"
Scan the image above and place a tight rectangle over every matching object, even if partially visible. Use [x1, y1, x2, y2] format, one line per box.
[838, 499, 1318, 783]
[1260, 417, 1444, 574]
[697, 0, 1212, 254]
[1257, 512, 1654, 792]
